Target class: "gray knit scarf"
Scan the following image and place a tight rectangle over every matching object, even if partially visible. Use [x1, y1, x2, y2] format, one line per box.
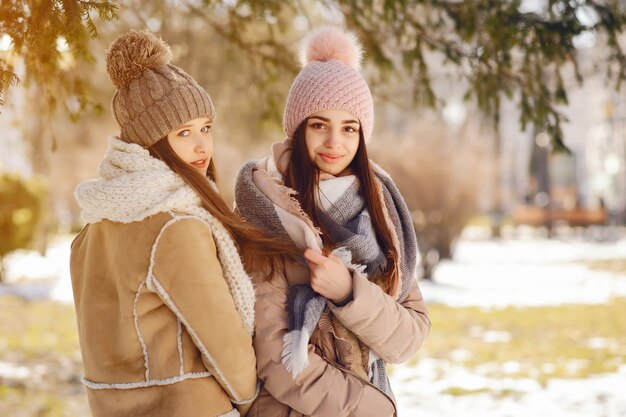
[235, 154, 417, 399]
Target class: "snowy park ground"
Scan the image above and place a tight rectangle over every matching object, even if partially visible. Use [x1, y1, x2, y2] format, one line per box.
[392, 231, 626, 417]
[1, 229, 626, 416]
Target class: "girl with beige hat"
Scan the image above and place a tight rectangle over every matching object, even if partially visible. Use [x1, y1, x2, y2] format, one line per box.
[70, 30, 294, 417]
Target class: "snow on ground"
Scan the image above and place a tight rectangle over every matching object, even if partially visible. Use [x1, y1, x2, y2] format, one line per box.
[3, 234, 626, 307]
[420, 237, 626, 307]
[0, 235, 73, 303]
[392, 236, 626, 417]
[390, 360, 626, 417]
[2, 233, 626, 416]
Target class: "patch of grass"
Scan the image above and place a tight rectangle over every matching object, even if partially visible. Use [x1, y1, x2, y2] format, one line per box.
[0, 296, 80, 361]
[465, 216, 492, 227]
[0, 296, 87, 416]
[0, 385, 18, 399]
[0, 385, 89, 417]
[415, 298, 626, 381]
[441, 386, 521, 397]
[441, 386, 492, 396]
[2, 292, 626, 412]
[494, 388, 522, 398]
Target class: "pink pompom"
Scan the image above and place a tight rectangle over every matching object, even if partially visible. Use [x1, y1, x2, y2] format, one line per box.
[300, 26, 363, 70]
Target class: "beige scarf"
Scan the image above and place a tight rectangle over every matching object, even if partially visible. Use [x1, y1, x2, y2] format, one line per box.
[74, 137, 255, 334]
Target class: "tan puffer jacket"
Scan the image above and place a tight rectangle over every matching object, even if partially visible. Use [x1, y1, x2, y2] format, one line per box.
[247, 261, 430, 417]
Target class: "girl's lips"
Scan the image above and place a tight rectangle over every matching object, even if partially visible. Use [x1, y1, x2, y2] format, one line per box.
[318, 153, 344, 163]
[191, 158, 208, 169]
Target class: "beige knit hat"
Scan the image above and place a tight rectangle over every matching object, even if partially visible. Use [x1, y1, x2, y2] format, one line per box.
[106, 30, 215, 148]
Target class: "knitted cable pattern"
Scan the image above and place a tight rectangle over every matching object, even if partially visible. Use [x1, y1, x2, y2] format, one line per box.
[106, 30, 215, 148]
[75, 137, 255, 334]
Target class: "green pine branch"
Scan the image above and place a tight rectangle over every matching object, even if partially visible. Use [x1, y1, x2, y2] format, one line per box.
[2, 0, 626, 150]
[0, 0, 117, 118]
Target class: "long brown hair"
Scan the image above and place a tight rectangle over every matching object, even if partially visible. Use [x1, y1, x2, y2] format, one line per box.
[148, 137, 297, 276]
[284, 120, 399, 294]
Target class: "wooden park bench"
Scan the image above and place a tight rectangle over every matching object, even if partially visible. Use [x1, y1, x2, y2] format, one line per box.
[512, 205, 608, 227]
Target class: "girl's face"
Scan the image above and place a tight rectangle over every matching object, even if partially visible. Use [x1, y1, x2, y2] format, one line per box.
[304, 109, 361, 176]
[167, 117, 213, 175]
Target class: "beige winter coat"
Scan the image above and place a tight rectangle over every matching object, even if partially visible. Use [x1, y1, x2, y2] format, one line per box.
[247, 260, 430, 417]
[70, 211, 258, 417]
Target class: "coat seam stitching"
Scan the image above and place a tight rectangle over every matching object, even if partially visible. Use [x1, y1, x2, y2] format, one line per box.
[178, 319, 184, 376]
[146, 272, 244, 403]
[145, 213, 257, 404]
[133, 281, 150, 381]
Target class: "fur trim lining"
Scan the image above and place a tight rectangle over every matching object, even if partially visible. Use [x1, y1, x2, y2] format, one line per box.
[230, 380, 261, 405]
[133, 282, 150, 380]
[148, 213, 255, 335]
[75, 137, 255, 334]
[82, 371, 211, 390]
[146, 272, 242, 401]
[146, 272, 259, 404]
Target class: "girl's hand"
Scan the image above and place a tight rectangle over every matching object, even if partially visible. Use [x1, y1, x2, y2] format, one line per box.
[304, 248, 353, 304]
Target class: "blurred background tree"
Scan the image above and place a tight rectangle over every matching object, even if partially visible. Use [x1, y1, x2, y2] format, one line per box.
[0, 0, 117, 119]
[0, 174, 44, 282]
[2, 1, 625, 149]
[1, 0, 626, 279]
[2, 4, 626, 414]
[372, 118, 496, 279]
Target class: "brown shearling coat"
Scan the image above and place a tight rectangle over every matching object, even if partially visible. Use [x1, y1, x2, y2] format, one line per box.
[70, 211, 258, 417]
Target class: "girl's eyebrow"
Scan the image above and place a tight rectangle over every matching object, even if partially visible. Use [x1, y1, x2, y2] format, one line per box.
[308, 116, 330, 122]
[308, 116, 359, 124]
[176, 118, 212, 130]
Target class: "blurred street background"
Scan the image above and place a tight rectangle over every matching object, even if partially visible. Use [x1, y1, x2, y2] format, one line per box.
[1, 1, 626, 416]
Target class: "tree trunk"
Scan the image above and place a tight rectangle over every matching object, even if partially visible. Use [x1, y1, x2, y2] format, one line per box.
[437, 240, 453, 260]
[491, 123, 503, 238]
[421, 255, 435, 281]
[25, 87, 51, 254]
[414, 224, 435, 280]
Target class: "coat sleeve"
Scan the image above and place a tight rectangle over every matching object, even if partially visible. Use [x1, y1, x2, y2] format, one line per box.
[150, 216, 258, 412]
[328, 270, 431, 364]
[253, 272, 396, 417]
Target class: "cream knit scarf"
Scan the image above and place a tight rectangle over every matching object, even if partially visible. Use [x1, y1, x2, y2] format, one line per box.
[74, 137, 255, 334]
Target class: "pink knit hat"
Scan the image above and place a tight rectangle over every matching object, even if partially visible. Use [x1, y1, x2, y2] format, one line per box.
[283, 27, 374, 141]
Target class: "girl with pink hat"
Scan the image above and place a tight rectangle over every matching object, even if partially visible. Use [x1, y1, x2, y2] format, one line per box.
[235, 27, 431, 416]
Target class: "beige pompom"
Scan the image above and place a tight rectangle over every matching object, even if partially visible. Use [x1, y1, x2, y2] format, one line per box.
[106, 30, 172, 89]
